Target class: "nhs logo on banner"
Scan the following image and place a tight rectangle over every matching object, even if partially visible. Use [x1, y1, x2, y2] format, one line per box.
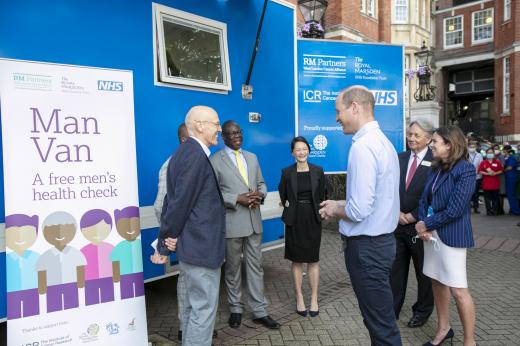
[97, 80, 123, 92]
[371, 90, 397, 106]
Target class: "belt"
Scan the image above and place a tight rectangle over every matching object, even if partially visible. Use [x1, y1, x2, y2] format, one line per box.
[341, 233, 392, 241]
[297, 200, 312, 204]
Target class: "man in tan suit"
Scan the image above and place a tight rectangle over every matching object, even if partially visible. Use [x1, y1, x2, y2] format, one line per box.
[210, 120, 280, 330]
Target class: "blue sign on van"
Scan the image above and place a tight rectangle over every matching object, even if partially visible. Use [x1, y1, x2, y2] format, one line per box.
[297, 39, 405, 173]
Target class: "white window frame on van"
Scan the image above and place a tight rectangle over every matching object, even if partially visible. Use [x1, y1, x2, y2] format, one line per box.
[154, 4, 232, 91]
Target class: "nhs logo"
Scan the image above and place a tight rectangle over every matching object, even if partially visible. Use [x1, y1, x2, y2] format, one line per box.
[97, 80, 123, 92]
[371, 90, 398, 106]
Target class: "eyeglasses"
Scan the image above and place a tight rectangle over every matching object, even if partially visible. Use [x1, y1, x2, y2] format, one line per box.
[194, 120, 221, 128]
[223, 130, 243, 137]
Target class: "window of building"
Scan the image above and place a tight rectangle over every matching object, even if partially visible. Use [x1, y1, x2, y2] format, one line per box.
[504, 0, 511, 21]
[361, 0, 377, 18]
[394, 0, 407, 23]
[472, 8, 493, 44]
[503, 56, 510, 114]
[453, 67, 494, 95]
[444, 15, 463, 49]
[154, 4, 232, 91]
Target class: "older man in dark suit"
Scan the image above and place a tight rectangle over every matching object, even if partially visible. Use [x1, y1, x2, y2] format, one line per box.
[156, 105, 225, 346]
[390, 120, 434, 328]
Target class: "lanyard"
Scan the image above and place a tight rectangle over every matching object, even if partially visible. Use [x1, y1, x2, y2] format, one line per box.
[432, 171, 441, 193]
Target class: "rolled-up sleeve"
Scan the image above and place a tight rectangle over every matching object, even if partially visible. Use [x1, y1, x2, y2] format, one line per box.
[344, 144, 377, 222]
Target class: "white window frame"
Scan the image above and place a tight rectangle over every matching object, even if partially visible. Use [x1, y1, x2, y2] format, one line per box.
[443, 15, 464, 50]
[154, 4, 232, 91]
[394, 0, 408, 23]
[503, 56, 510, 114]
[504, 0, 511, 22]
[472, 8, 494, 45]
[367, 0, 376, 17]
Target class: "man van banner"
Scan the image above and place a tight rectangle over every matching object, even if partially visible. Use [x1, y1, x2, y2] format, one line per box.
[0, 59, 148, 345]
[297, 39, 405, 172]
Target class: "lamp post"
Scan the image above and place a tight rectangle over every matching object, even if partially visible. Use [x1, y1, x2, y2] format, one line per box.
[414, 41, 436, 102]
[298, 0, 328, 39]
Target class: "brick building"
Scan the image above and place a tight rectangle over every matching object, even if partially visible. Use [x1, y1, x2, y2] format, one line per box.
[433, 0, 517, 141]
[289, 0, 392, 42]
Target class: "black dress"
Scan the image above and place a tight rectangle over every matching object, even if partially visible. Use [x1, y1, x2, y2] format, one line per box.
[284, 171, 322, 263]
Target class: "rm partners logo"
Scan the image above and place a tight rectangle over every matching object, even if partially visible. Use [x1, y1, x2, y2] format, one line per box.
[12, 73, 52, 91]
[79, 323, 100, 343]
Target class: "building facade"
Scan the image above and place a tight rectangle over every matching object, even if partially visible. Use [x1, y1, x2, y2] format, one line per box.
[390, 0, 434, 121]
[433, 0, 517, 141]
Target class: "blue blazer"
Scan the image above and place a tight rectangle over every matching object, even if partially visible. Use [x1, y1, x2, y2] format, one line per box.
[158, 138, 226, 269]
[418, 159, 475, 248]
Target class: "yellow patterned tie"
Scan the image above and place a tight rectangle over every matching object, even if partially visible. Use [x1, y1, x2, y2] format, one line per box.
[233, 150, 249, 186]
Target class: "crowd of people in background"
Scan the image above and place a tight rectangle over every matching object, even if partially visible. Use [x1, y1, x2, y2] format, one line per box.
[467, 140, 520, 219]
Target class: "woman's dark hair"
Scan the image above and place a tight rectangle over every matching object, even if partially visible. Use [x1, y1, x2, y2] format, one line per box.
[503, 145, 515, 155]
[432, 126, 468, 171]
[291, 136, 311, 152]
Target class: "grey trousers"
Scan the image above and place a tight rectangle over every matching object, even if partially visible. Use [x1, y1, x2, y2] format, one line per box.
[179, 261, 221, 346]
[177, 268, 187, 332]
[225, 233, 268, 318]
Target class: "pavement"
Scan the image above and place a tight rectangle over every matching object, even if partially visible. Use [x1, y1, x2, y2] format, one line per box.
[145, 209, 520, 346]
[1, 207, 518, 345]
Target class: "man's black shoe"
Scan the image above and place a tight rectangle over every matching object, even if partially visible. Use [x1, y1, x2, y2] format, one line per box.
[228, 313, 242, 328]
[177, 330, 182, 341]
[253, 315, 281, 329]
[407, 315, 428, 328]
[213, 330, 218, 338]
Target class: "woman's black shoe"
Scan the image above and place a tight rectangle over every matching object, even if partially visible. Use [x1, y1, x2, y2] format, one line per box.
[296, 309, 308, 317]
[309, 310, 319, 317]
[422, 328, 454, 346]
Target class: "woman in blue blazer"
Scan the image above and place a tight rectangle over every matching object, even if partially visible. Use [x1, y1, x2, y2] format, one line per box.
[416, 126, 477, 346]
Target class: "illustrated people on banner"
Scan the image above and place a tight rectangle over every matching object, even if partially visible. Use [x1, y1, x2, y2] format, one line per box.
[5, 214, 40, 319]
[80, 209, 115, 305]
[110, 206, 144, 299]
[36, 211, 87, 313]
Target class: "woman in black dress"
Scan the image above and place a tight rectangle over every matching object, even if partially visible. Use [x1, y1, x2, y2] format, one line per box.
[278, 136, 326, 317]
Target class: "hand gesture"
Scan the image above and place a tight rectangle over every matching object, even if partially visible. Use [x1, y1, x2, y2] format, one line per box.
[165, 237, 177, 252]
[150, 251, 169, 264]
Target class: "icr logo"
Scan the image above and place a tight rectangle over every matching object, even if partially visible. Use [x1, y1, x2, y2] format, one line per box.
[303, 90, 322, 102]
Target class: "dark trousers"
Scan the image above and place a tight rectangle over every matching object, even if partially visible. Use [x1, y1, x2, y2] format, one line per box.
[390, 230, 434, 320]
[506, 178, 520, 215]
[484, 189, 500, 215]
[471, 179, 482, 210]
[344, 233, 402, 346]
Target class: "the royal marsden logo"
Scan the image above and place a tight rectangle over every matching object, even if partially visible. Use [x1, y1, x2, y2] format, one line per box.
[128, 317, 136, 331]
[12, 72, 52, 91]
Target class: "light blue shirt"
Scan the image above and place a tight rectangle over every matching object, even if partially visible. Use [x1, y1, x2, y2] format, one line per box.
[224, 146, 248, 173]
[110, 239, 143, 275]
[339, 121, 400, 237]
[6, 250, 39, 292]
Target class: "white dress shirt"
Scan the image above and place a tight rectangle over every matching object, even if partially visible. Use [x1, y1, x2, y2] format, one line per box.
[191, 136, 211, 157]
[406, 146, 429, 183]
[339, 121, 400, 237]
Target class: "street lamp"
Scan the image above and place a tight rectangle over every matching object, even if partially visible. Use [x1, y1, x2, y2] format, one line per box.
[414, 41, 436, 102]
[298, 0, 328, 38]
